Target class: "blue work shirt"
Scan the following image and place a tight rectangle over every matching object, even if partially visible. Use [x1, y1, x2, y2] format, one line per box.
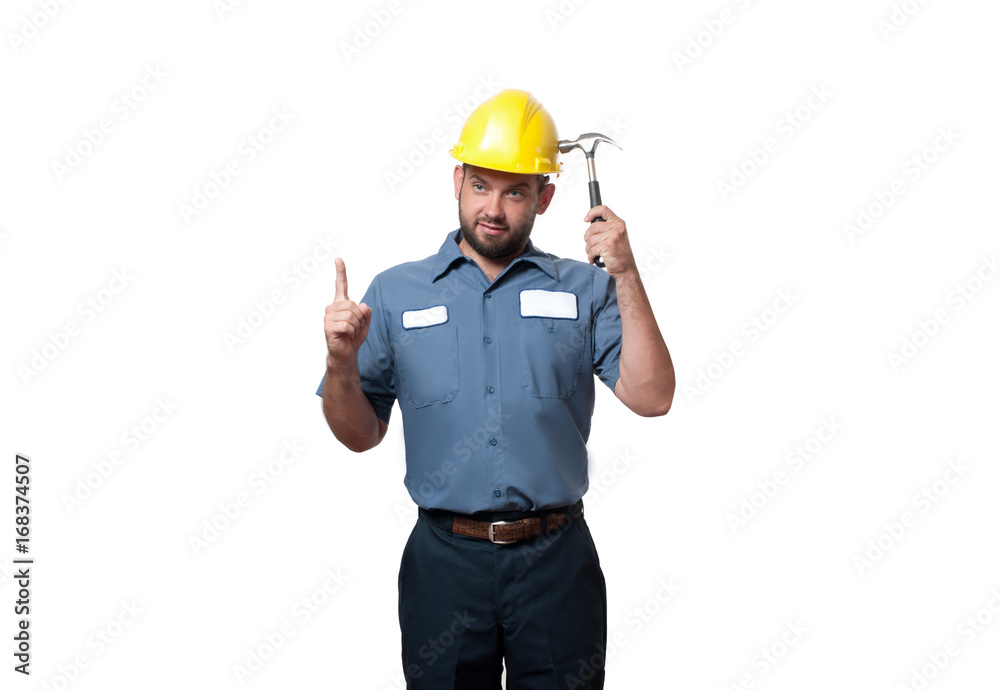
[316, 228, 622, 513]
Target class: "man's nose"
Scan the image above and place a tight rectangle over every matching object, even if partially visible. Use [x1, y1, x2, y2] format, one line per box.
[485, 192, 503, 219]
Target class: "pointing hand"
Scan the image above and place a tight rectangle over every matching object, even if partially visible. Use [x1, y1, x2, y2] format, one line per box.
[324, 258, 373, 366]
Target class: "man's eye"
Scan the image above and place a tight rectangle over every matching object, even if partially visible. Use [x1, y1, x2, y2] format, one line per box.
[509, 190, 522, 198]
[473, 184, 485, 191]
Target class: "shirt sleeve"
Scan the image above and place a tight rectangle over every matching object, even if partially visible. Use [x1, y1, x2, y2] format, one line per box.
[592, 268, 623, 392]
[315, 274, 396, 424]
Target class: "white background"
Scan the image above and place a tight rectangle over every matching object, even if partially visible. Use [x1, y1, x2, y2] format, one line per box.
[2, 0, 999, 688]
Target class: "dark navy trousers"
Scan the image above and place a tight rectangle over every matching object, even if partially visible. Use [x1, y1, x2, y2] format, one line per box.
[398, 500, 607, 689]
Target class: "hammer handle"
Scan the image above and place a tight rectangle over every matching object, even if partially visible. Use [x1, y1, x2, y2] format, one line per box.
[589, 180, 606, 269]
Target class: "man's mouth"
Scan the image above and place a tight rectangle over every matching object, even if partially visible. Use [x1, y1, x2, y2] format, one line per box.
[479, 222, 507, 236]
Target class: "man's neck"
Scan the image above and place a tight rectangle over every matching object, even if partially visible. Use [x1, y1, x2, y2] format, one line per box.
[457, 235, 527, 284]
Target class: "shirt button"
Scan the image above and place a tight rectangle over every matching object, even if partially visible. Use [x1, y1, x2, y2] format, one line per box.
[489, 437, 497, 446]
[486, 386, 495, 394]
[484, 292, 492, 298]
[483, 336, 493, 344]
[493, 489, 502, 497]
[548, 326, 556, 333]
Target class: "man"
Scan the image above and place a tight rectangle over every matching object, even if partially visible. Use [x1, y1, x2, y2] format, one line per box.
[317, 89, 674, 688]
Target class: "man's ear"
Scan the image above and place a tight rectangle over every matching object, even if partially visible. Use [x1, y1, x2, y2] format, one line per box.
[536, 182, 556, 214]
[453, 165, 465, 200]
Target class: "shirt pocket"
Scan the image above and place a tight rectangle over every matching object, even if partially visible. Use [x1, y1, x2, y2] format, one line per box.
[517, 318, 587, 399]
[396, 324, 461, 407]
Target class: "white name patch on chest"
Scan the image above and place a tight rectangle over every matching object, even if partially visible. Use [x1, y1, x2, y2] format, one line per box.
[519, 289, 578, 319]
[401, 305, 448, 329]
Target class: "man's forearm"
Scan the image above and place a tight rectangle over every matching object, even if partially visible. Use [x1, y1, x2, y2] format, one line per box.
[614, 269, 675, 416]
[322, 355, 382, 452]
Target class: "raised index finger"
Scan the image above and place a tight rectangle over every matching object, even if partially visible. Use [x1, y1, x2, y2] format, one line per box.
[334, 257, 349, 302]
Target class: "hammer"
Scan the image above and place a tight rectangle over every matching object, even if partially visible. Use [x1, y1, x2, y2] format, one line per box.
[558, 132, 621, 269]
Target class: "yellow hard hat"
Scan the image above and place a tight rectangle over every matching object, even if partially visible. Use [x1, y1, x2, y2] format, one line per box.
[450, 89, 562, 175]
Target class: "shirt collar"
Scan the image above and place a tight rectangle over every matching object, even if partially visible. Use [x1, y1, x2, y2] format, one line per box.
[431, 228, 559, 282]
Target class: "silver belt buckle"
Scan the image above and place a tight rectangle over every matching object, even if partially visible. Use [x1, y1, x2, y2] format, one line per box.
[488, 520, 517, 544]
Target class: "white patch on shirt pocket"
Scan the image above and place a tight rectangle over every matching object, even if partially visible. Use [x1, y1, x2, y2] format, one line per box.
[519, 289, 578, 319]
[401, 305, 448, 329]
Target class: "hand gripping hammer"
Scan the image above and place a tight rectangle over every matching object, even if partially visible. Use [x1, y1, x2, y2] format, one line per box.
[558, 132, 621, 269]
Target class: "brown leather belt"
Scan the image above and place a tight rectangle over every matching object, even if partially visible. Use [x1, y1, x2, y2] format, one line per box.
[451, 512, 568, 544]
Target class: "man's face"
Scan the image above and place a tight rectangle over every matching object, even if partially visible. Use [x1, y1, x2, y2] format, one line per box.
[454, 164, 555, 260]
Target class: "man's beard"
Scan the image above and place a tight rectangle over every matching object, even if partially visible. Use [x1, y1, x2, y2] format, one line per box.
[458, 203, 538, 260]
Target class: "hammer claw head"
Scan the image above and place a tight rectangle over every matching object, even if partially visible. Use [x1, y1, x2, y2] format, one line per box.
[558, 132, 621, 156]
